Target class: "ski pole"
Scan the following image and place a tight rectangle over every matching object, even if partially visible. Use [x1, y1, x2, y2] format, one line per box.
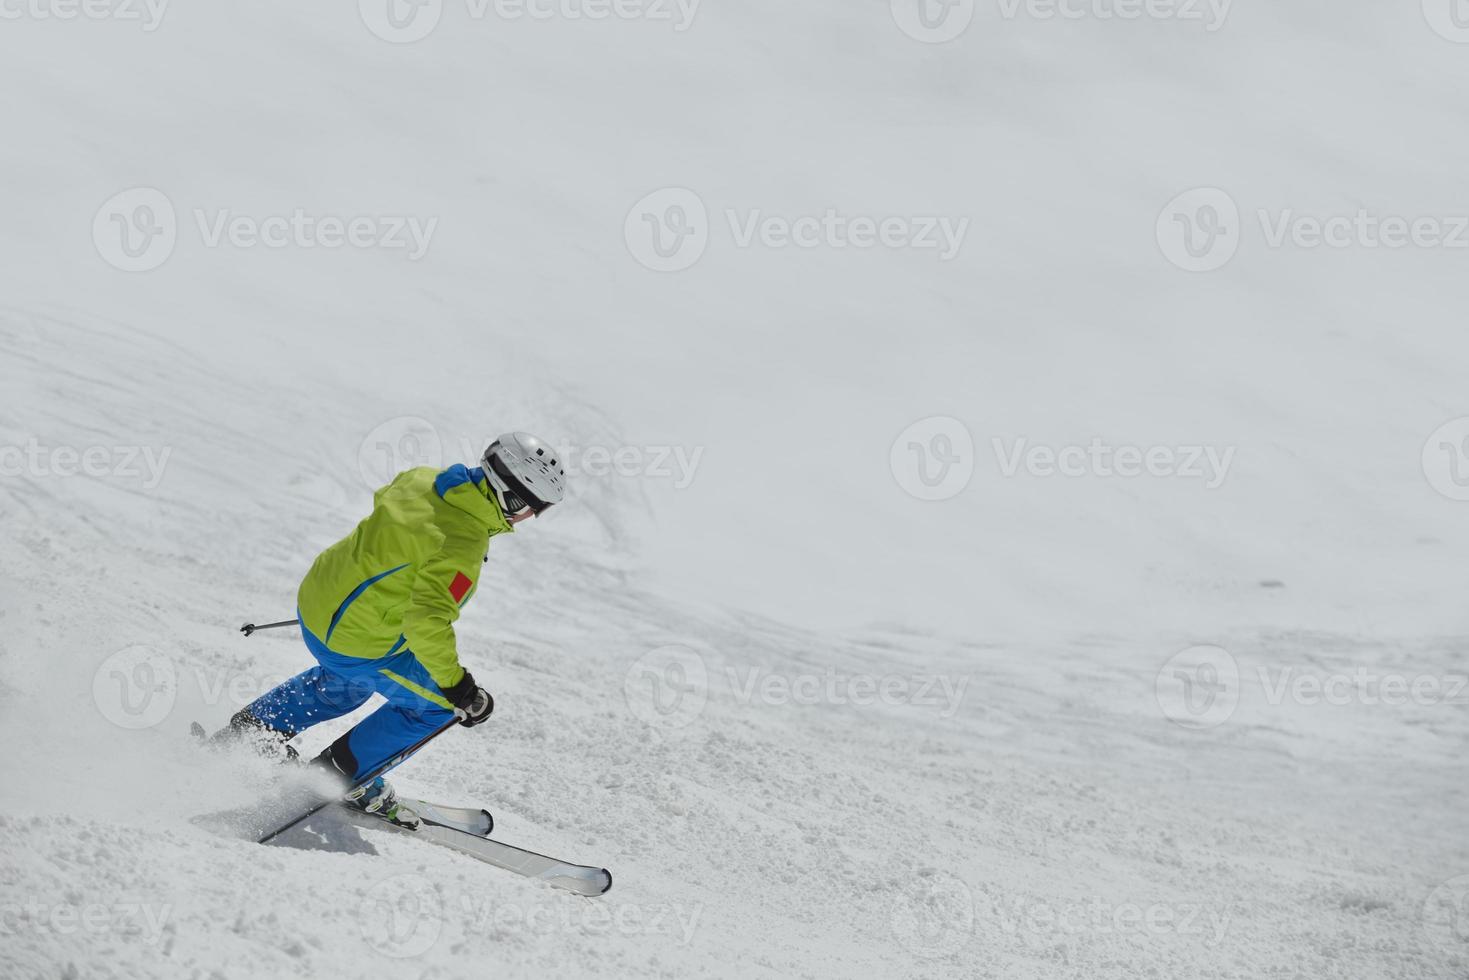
[240, 618, 300, 637]
[258, 715, 460, 845]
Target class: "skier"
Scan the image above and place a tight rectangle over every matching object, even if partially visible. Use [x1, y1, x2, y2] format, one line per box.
[212, 432, 566, 828]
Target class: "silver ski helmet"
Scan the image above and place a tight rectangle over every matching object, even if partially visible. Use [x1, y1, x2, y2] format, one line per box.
[481, 431, 566, 516]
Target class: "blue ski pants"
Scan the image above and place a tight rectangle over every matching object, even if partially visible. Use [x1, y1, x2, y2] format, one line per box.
[244, 620, 456, 782]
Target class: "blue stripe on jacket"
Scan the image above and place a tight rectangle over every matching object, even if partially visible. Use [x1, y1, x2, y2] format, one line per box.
[324, 563, 410, 644]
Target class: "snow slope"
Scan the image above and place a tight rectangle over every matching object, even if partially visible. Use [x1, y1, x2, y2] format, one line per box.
[2, 3, 1468, 979]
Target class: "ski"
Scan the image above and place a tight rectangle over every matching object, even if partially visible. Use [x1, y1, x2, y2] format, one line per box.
[258, 719, 458, 844]
[393, 797, 494, 837]
[191, 722, 494, 838]
[191, 720, 607, 896]
[330, 807, 613, 897]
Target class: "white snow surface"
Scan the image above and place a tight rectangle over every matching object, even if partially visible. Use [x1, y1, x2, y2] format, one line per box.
[2, 3, 1468, 979]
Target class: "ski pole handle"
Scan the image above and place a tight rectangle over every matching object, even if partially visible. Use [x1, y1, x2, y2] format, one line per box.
[240, 619, 300, 637]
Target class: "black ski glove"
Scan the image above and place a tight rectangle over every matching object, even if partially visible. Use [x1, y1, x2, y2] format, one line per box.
[442, 671, 494, 728]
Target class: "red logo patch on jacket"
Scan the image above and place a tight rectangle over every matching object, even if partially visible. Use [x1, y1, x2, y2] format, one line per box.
[449, 572, 474, 603]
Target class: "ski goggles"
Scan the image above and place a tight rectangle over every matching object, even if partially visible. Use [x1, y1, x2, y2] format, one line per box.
[483, 455, 552, 516]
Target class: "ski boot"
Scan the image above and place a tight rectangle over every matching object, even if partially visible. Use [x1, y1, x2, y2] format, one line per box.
[200, 709, 299, 763]
[345, 777, 421, 830]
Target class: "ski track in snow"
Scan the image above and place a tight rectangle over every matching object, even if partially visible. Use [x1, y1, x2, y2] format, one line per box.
[1, 313, 1465, 979]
